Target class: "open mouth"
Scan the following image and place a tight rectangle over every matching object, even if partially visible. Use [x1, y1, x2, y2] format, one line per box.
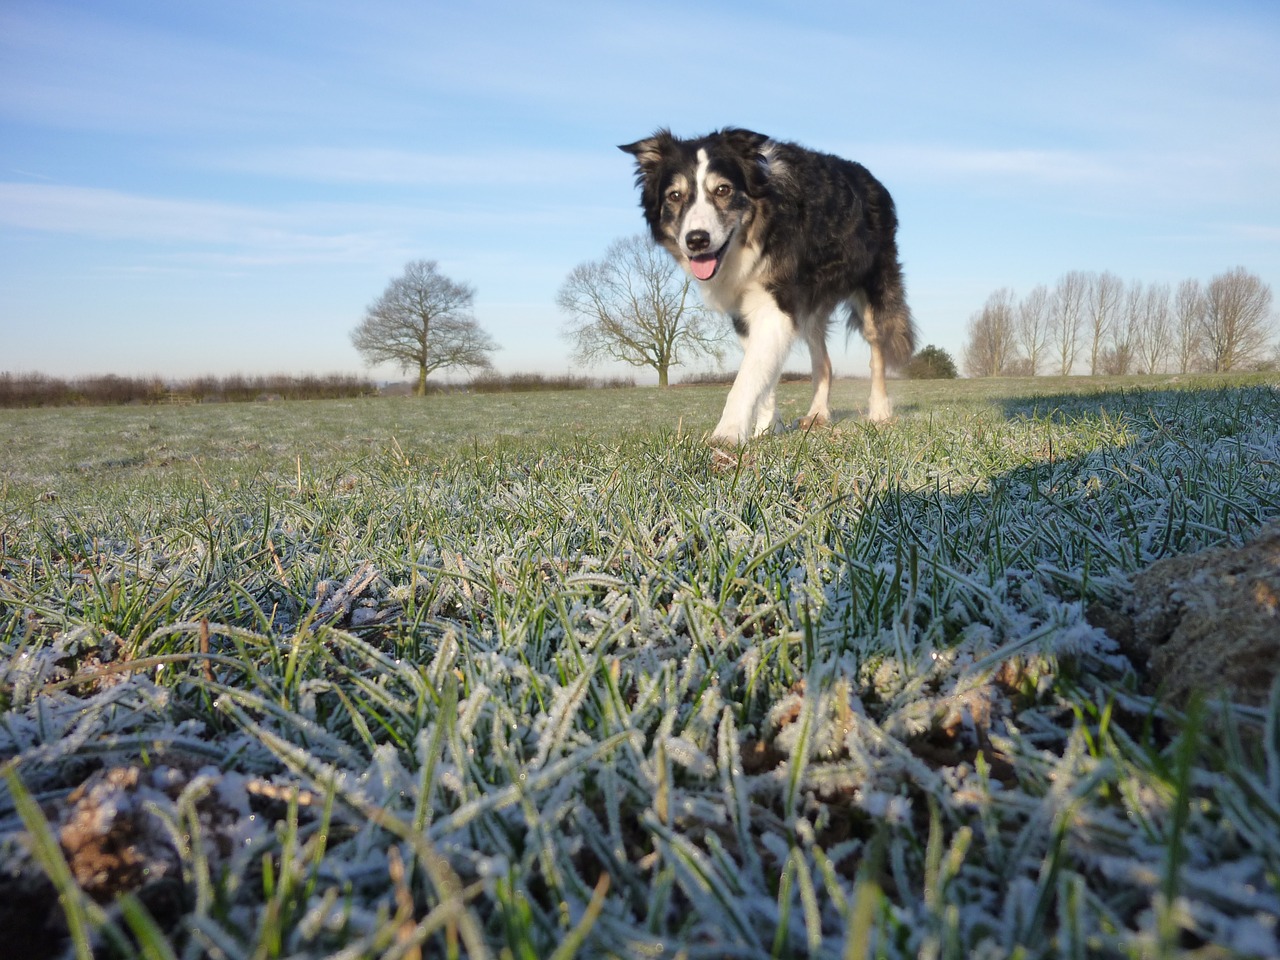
[688, 232, 733, 282]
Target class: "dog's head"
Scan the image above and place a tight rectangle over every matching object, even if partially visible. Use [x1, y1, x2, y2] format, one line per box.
[619, 128, 773, 283]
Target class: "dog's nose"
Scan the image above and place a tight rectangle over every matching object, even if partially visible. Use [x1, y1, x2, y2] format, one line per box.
[685, 230, 711, 253]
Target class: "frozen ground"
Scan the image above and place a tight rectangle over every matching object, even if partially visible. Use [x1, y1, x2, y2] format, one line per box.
[1, 375, 1278, 958]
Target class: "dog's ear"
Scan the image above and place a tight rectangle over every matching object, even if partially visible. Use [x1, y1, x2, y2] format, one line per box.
[717, 128, 774, 195]
[618, 130, 675, 173]
[717, 127, 770, 161]
[619, 131, 678, 225]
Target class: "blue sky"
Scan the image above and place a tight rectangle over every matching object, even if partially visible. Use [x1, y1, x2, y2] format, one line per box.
[2, 0, 1277, 382]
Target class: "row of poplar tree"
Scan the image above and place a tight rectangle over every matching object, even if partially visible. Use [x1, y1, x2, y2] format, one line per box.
[962, 267, 1275, 378]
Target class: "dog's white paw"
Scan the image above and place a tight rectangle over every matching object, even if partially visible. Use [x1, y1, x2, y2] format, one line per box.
[867, 395, 893, 423]
[709, 423, 751, 447]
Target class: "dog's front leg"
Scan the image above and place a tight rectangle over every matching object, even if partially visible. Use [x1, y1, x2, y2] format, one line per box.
[710, 304, 795, 445]
[800, 323, 833, 428]
[753, 386, 779, 437]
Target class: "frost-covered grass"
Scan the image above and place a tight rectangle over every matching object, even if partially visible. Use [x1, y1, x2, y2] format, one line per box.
[2, 373, 1279, 958]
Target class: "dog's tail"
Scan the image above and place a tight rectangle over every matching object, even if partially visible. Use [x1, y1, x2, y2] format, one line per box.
[849, 271, 917, 370]
[878, 307, 918, 371]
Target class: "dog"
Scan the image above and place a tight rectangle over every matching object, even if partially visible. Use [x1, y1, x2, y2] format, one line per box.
[620, 128, 916, 444]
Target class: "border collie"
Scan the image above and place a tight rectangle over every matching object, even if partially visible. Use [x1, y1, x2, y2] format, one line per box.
[620, 128, 916, 445]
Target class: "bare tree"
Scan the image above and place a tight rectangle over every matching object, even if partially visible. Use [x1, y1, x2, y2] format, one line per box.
[1174, 279, 1205, 374]
[1134, 282, 1172, 374]
[558, 235, 725, 386]
[351, 260, 497, 395]
[1199, 267, 1275, 372]
[1015, 284, 1050, 375]
[963, 288, 1018, 377]
[1104, 281, 1144, 376]
[1048, 271, 1087, 375]
[1085, 271, 1124, 375]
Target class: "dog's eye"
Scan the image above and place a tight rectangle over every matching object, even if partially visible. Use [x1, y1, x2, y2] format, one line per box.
[666, 190, 682, 204]
[714, 184, 732, 198]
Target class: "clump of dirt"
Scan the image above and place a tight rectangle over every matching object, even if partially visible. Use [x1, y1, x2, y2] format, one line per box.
[59, 765, 184, 902]
[0, 761, 265, 958]
[1092, 522, 1280, 710]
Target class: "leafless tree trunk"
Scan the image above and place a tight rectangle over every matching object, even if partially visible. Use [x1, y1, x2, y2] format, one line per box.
[1135, 282, 1172, 374]
[1198, 267, 1275, 372]
[558, 235, 725, 386]
[350, 260, 497, 395]
[1085, 271, 1124, 375]
[1048, 271, 1087, 375]
[1174, 279, 1205, 374]
[963, 288, 1018, 377]
[1103, 281, 1143, 375]
[1015, 284, 1050, 376]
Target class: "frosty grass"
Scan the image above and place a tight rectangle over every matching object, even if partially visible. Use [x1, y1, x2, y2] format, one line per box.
[2, 374, 1279, 959]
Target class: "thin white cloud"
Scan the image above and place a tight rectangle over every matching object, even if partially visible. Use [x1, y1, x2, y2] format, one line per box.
[0, 183, 268, 241]
[211, 145, 611, 187]
[861, 144, 1120, 187]
[1225, 223, 1280, 244]
[0, 180, 631, 274]
[0, 182, 394, 265]
[861, 140, 1280, 219]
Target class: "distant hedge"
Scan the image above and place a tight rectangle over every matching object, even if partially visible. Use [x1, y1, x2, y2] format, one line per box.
[0, 372, 375, 408]
[678, 370, 813, 386]
[462, 371, 636, 393]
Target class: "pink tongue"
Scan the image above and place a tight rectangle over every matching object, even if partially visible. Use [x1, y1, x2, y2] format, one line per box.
[690, 255, 718, 281]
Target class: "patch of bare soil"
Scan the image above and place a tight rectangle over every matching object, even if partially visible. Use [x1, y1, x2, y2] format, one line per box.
[1091, 521, 1280, 711]
[58, 766, 185, 903]
[0, 761, 263, 959]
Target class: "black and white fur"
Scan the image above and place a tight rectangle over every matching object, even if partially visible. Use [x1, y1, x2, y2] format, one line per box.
[620, 128, 916, 445]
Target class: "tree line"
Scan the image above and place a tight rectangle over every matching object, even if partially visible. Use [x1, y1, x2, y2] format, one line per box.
[963, 267, 1276, 378]
[11, 257, 1270, 407]
[357, 254, 1275, 393]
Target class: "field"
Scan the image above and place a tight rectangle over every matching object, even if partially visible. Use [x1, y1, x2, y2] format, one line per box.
[2, 373, 1279, 959]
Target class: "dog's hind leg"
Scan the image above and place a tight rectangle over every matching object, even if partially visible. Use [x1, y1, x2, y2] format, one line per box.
[800, 318, 833, 428]
[848, 290, 893, 422]
[851, 284, 914, 423]
[866, 332, 892, 422]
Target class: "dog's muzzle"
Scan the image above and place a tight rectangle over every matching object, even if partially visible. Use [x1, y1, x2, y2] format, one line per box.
[685, 229, 732, 281]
